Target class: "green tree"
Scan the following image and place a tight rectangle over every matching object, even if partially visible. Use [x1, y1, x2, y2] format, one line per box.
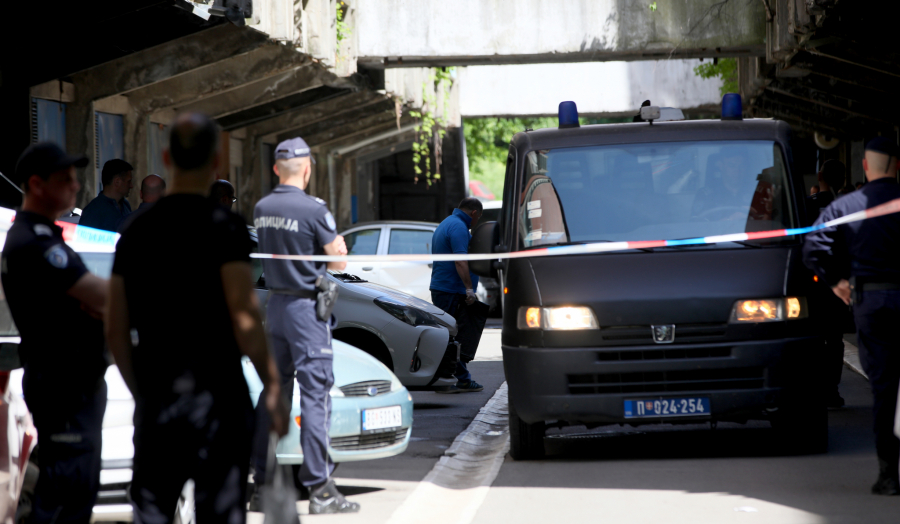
[464, 116, 628, 198]
[694, 58, 738, 97]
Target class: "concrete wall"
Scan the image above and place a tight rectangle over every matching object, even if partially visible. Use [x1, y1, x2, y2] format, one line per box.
[458, 60, 722, 117]
[357, 0, 765, 66]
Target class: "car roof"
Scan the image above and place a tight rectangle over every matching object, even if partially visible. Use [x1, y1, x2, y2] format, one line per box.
[512, 119, 791, 152]
[342, 220, 439, 230]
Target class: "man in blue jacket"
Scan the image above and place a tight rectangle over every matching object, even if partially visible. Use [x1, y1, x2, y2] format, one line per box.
[430, 197, 484, 393]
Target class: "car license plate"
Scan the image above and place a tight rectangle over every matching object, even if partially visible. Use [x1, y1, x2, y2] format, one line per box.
[624, 397, 710, 418]
[362, 406, 402, 432]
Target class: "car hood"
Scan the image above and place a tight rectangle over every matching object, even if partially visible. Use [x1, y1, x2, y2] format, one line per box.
[243, 339, 399, 399]
[531, 246, 792, 326]
[334, 277, 449, 318]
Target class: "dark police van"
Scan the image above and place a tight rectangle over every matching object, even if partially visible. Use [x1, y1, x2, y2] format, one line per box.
[470, 96, 827, 459]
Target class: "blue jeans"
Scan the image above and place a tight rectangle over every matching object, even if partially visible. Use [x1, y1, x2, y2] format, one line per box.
[430, 290, 472, 382]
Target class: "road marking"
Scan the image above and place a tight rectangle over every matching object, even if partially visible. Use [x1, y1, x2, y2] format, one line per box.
[843, 340, 867, 379]
[386, 383, 509, 524]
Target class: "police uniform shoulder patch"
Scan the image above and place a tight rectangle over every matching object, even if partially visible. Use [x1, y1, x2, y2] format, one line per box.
[313, 197, 327, 206]
[44, 245, 68, 269]
[324, 212, 337, 232]
[33, 224, 53, 237]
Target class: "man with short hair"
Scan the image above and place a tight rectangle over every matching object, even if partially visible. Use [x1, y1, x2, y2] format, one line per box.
[252, 136, 358, 514]
[138, 174, 166, 210]
[209, 179, 236, 211]
[2, 142, 110, 522]
[80, 159, 134, 231]
[105, 113, 289, 520]
[804, 137, 900, 495]
[430, 197, 485, 393]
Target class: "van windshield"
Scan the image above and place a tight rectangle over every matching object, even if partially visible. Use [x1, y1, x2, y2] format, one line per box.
[518, 140, 794, 249]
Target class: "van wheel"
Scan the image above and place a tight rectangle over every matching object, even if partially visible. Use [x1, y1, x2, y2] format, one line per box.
[771, 396, 828, 454]
[508, 399, 545, 460]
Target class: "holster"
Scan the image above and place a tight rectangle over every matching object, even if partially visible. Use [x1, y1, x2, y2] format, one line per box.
[314, 275, 339, 322]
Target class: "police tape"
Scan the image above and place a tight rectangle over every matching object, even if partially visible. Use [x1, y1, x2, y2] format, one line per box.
[248, 197, 900, 263]
[3, 197, 898, 261]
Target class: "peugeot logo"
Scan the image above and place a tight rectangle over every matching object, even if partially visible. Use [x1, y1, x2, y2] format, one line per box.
[367, 386, 379, 396]
[651, 325, 675, 344]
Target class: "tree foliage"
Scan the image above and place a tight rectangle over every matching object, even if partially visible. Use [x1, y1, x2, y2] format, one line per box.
[464, 116, 629, 197]
[693, 58, 738, 97]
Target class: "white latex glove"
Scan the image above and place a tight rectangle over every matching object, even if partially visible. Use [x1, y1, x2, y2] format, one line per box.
[465, 289, 477, 305]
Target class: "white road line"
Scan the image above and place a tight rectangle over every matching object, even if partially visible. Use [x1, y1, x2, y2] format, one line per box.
[843, 339, 867, 379]
[386, 383, 509, 524]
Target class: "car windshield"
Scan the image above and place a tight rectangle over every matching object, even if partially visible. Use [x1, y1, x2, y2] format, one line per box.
[518, 140, 794, 249]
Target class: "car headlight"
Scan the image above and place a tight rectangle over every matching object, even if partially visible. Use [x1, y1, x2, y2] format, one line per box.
[330, 385, 344, 397]
[374, 297, 441, 327]
[390, 375, 403, 392]
[730, 297, 805, 323]
[517, 306, 599, 330]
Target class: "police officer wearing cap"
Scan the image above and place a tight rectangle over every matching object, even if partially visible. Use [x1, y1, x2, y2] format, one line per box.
[2, 142, 110, 522]
[252, 137, 359, 513]
[804, 136, 900, 495]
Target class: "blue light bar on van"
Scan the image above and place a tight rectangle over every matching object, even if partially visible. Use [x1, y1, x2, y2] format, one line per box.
[558, 101, 580, 129]
[721, 93, 743, 121]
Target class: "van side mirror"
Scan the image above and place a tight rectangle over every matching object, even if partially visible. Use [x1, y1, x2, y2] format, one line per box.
[469, 221, 500, 278]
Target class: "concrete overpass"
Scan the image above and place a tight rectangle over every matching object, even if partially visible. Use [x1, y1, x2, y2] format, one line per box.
[356, 0, 766, 68]
[458, 60, 721, 118]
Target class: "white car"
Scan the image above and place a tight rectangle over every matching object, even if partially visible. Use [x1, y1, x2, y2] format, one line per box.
[340, 221, 438, 303]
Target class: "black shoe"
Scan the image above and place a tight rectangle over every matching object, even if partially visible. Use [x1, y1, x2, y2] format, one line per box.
[826, 392, 845, 409]
[455, 380, 484, 393]
[247, 485, 262, 512]
[872, 460, 900, 496]
[309, 480, 361, 514]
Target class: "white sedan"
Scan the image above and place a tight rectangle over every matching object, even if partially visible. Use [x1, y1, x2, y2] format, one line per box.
[340, 221, 437, 303]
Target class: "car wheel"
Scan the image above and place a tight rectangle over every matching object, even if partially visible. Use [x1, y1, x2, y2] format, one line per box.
[508, 399, 545, 460]
[771, 395, 828, 454]
[333, 328, 393, 371]
[173, 480, 196, 524]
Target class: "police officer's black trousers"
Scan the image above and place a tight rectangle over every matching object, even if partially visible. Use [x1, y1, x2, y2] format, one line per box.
[130, 393, 253, 524]
[24, 376, 106, 524]
[854, 289, 900, 480]
[253, 295, 335, 489]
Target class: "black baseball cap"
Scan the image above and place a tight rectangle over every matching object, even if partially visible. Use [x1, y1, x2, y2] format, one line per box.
[15, 142, 88, 184]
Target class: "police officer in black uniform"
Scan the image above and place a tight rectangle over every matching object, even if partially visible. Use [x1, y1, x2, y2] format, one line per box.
[803, 137, 900, 495]
[252, 137, 359, 514]
[1, 143, 110, 523]
[806, 159, 852, 408]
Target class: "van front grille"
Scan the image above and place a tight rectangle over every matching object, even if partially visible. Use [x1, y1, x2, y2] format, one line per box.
[596, 347, 731, 362]
[599, 323, 728, 345]
[567, 367, 764, 395]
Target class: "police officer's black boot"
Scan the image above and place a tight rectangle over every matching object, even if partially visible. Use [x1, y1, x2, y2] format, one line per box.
[308, 479, 361, 514]
[871, 459, 900, 495]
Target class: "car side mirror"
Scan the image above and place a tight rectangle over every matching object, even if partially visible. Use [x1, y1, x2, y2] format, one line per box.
[469, 221, 500, 278]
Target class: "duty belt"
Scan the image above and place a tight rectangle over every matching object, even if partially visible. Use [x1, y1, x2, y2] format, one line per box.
[270, 288, 317, 299]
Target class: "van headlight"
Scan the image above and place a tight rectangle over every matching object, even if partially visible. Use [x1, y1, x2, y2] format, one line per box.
[730, 297, 805, 323]
[330, 385, 344, 397]
[517, 306, 599, 330]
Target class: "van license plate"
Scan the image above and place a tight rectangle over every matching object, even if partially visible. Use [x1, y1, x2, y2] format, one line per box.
[624, 397, 710, 418]
[362, 406, 402, 431]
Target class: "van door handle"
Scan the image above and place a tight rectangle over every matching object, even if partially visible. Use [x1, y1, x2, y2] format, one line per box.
[362, 267, 373, 271]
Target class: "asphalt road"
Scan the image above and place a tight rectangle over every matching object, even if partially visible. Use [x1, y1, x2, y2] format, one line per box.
[275, 332, 897, 524]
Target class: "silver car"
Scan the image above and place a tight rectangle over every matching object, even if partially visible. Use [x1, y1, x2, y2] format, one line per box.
[249, 229, 459, 389]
